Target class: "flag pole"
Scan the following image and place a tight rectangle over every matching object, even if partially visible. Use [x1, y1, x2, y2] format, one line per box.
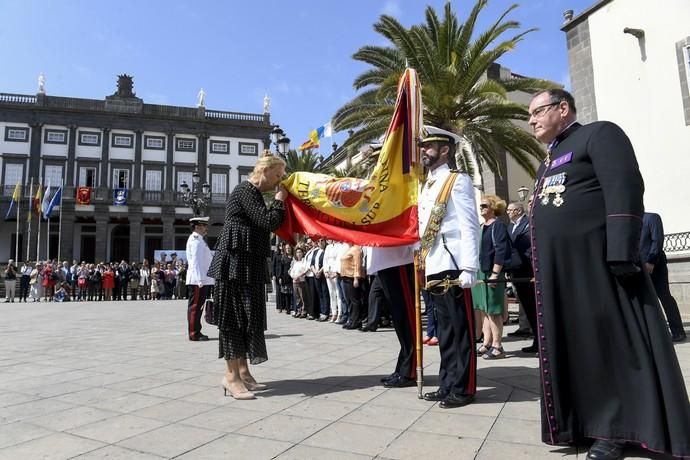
[414, 250, 424, 399]
[26, 178, 33, 263]
[15, 183, 20, 261]
[36, 182, 42, 262]
[57, 177, 64, 262]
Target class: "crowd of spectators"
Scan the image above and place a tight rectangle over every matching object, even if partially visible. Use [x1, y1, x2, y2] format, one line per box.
[2, 258, 189, 303]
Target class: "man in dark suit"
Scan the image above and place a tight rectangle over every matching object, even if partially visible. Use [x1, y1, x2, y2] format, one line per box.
[640, 212, 686, 342]
[506, 202, 537, 353]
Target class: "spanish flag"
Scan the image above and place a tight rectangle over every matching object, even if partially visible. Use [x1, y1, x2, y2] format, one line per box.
[33, 182, 43, 218]
[276, 68, 423, 247]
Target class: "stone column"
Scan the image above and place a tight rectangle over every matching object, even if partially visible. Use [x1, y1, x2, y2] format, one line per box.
[100, 128, 111, 189]
[28, 122, 43, 180]
[58, 203, 75, 262]
[133, 130, 143, 190]
[66, 125, 77, 186]
[197, 133, 208, 184]
[95, 210, 109, 262]
[161, 213, 175, 250]
[166, 132, 175, 192]
[129, 213, 142, 262]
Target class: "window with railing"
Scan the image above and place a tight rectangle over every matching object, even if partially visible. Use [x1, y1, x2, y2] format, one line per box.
[211, 172, 227, 202]
[177, 171, 193, 191]
[3, 163, 23, 195]
[144, 170, 163, 201]
[44, 165, 63, 187]
[112, 168, 129, 189]
[79, 167, 97, 187]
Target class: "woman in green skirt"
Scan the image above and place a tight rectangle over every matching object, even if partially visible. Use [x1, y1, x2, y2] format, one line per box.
[472, 195, 511, 359]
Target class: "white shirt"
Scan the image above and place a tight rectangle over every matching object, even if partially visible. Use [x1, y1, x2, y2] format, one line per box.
[323, 243, 340, 274]
[289, 258, 309, 282]
[185, 231, 214, 286]
[364, 245, 414, 275]
[418, 164, 480, 276]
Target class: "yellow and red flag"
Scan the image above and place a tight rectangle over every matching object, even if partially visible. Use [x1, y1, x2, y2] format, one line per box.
[276, 68, 423, 246]
[32, 182, 43, 217]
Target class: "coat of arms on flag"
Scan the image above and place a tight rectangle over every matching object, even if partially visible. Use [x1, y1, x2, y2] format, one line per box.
[76, 187, 91, 205]
[113, 188, 128, 206]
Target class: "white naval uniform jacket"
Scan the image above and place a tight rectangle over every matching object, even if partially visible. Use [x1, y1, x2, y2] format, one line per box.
[418, 164, 480, 276]
[364, 245, 415, 275]
[185, 231, 215, 286]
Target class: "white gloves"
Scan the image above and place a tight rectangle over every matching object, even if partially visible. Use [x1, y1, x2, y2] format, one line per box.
[458, 271, 477, 288]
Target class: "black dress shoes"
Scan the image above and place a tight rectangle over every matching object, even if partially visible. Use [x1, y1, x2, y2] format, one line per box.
[423, 389, 448, 401]
[521, 344, 538, 353]
[586, 440, 625, 460]
[671, 331, 687, 342]
[190, 334, 209, 342]
[439, 393, 475, 408]
[507, 328, 533, 338]
[383, 375, 416, 388]
[380, 372, 399, 383]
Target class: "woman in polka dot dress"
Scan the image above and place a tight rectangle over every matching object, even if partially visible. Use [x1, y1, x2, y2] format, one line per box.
[208, 153, 287, 400]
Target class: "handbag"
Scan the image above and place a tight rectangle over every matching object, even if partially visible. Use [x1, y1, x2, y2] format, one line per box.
[204, 298, 218, 326]
[491, 223, 522, 272]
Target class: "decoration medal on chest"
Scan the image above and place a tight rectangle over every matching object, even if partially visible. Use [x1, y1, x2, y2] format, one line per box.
[539, 172, 567, 207]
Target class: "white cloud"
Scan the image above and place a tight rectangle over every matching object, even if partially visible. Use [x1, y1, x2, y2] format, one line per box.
[381, 0, 401, 17]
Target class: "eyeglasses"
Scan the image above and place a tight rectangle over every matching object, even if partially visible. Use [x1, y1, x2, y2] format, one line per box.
[528, 101, 560, 119]
[479, 204, 489, 209]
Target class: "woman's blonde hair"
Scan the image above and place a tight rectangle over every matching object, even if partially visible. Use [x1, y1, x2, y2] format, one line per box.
[483, 194, 507, 216]
[249, 151, 286, 181]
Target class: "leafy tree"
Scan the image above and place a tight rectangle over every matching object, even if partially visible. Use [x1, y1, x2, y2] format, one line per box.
[332, 0, 556, 178]
[284, 149, 322, 174]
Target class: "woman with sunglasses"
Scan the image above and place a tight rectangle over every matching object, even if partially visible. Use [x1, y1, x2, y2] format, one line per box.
[472, 195, 511, 359]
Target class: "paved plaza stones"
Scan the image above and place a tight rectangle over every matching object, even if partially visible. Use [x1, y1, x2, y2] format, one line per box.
[0, 300, 687, 459]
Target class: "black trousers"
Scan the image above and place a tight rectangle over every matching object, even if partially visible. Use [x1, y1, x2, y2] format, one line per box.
[342, 277, 363, 326]
[367, 275, 386, 330]
[650, 262, 685, 335]
[429, 270, 476, 396]
[512, 267, 537, 346]
[378, 264, 417, 379]
[19, 275, 30, 301]
[188, 285, 209, 339]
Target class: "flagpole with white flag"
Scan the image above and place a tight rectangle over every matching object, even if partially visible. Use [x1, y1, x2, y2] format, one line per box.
[26, 178, 33, 263]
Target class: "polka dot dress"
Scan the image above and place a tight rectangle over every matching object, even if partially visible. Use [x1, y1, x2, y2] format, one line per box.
[208, 181, 285, 364]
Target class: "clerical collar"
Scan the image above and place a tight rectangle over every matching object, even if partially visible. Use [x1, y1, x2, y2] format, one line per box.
[548, 121, 581, 151]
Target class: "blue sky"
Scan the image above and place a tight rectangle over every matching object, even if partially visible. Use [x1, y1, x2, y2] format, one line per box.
[1, 0, 593, 154]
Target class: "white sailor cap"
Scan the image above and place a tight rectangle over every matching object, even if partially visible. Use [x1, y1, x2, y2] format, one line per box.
[190, 216, 210, 225]
[421, 125, 461, 146]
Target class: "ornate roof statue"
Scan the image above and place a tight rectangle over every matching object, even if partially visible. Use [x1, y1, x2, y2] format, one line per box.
[113, 74, 135, 98]
[197, 88, 206, 107]
[263, 93, 271, 114]
[37, 73, 46, 94]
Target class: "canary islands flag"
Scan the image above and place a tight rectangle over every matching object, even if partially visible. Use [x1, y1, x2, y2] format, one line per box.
[298, 122, 332, 151]
[276, 68, 423, 247]
[4, 182, 20, 220]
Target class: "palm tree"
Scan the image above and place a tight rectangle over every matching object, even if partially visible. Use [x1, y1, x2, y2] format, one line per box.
[332, 0, 556, 178]
[284, 149, 322, 175]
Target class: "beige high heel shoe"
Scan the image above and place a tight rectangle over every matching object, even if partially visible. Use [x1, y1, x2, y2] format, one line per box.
[221, 377, 255, 400]
[243, 380, 267, 391]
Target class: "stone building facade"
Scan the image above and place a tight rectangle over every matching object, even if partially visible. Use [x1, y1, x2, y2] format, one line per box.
[0, 75, 272, 263]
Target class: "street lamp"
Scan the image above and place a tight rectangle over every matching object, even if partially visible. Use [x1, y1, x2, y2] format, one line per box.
[270, 125, 290, 158]
[179, 170, 211, 217]
[517, 186, 529, 202]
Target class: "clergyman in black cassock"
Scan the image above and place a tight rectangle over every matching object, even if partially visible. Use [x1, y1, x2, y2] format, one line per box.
[528, 89, 690, 459]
